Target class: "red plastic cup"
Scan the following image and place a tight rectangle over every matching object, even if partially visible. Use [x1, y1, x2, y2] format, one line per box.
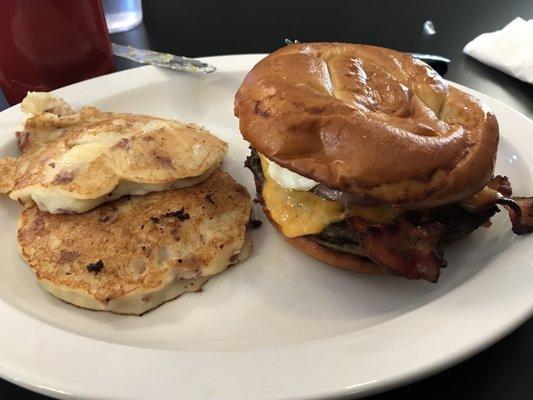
[0, 0, 115, 105]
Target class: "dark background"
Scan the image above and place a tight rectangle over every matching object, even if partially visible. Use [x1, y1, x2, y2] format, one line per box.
[1, 0, 533, 398]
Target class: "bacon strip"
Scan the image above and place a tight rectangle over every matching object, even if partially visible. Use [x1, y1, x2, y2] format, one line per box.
[496, 197, 533, 235]
[487, 175, 512, 197]
[468, 175, 533, 235]
[345, 174, 533, 282]
[349, 217, 446, 282]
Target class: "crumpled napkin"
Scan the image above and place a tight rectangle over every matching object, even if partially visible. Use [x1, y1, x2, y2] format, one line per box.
[463, 17, 533, 84]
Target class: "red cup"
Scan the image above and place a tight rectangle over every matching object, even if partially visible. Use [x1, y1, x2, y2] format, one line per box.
[0, 0, 115, 105]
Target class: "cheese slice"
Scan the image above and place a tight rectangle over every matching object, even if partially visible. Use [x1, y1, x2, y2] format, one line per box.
[259, 155, 403, 237]
[260, 156, 345, 237]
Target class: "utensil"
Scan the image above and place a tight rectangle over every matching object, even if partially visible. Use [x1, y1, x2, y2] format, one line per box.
[410, 52, 450, 75]
[112, 43, 216, 73]
[103, 0, 143, 33]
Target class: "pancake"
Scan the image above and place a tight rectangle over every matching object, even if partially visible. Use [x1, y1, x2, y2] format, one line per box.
[17, 170, 252, 315]
[3, 93, 228, 213]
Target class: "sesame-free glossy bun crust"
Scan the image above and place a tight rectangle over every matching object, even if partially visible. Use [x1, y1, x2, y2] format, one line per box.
[235, 43, 499, 208]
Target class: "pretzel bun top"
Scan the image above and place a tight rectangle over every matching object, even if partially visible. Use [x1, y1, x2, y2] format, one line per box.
[234, 43, 499, 208]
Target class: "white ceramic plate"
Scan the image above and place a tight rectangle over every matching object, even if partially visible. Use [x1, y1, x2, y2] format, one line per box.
[1, 54, 533, 400]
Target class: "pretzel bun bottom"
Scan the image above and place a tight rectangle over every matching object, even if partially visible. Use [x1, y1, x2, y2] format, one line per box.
[264, 209, 384, 275]
[285, 234, 384, 274]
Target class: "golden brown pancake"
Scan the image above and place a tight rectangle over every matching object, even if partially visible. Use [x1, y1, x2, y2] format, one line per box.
[17, 170, 251, 315]
[2, 93, 228, 213]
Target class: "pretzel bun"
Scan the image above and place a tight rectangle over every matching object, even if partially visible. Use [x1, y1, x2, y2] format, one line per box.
[285, 235, 383, 273]
[263, 208, 384, 274]
[235, 43, 499, 208]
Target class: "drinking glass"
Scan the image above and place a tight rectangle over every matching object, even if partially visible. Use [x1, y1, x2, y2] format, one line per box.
[102, 0, 143, 33]
[0, 0, 115, 105]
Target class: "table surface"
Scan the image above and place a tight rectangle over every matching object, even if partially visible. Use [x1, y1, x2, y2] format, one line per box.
[1, 0, 532, 399]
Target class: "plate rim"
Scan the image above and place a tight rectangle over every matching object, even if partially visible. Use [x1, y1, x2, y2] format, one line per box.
[0, 54, 532, 400]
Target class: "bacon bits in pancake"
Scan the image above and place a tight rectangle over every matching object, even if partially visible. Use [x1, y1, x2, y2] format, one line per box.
[3, 95, 228, 213]
[17, 170, 251, 315]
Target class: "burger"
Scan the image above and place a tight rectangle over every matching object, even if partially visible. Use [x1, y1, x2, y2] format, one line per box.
[234, 42, 533, 282]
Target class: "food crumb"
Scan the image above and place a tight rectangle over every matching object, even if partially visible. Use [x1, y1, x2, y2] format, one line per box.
[205, 193, 215, 204]
[87, 259, 104, 274]
[163, 207, 190, 221]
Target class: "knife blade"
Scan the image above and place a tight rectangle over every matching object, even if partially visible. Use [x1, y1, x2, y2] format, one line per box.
[112, 43, 217, 73]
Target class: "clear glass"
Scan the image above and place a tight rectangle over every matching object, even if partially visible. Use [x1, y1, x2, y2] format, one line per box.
[102, 0, 143, 33]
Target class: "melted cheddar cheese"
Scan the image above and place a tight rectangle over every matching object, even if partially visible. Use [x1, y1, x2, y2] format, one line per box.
[260, 156, 345, 237]
[260, 155, 403, 237]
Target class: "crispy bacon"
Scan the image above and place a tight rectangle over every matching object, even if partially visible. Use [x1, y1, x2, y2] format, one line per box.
[496, 197, 533, 235]
[349, 217, 446, 282]
[343, 173, 533, 282]
[488, 175, 513, 197]
[465, 175, 533, 235]
[425, 204, 499, 244]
